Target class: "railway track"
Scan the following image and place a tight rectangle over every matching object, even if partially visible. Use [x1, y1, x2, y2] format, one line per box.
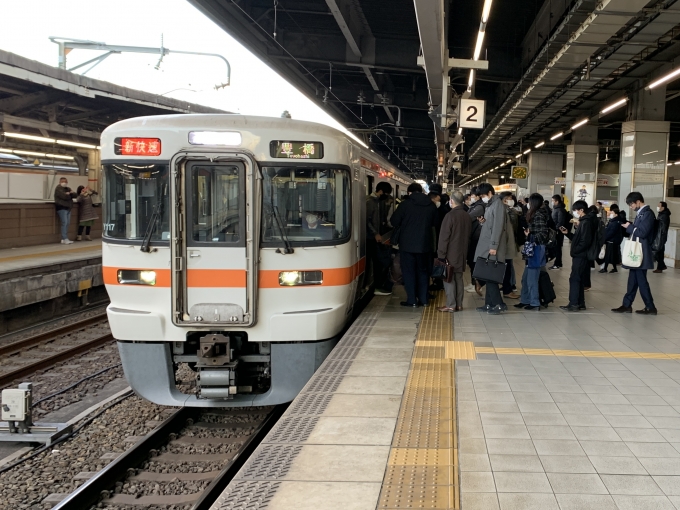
[53, 405, 283, 510]
[0, 313, 112, 388]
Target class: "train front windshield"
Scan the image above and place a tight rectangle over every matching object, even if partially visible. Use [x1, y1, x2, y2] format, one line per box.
[261, 167, 350, 245]
[102, 163, 170, 242]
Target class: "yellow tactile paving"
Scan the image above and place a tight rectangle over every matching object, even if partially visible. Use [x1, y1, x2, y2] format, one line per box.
[474, 346, 680, 360]
[377, 292, 460, 510]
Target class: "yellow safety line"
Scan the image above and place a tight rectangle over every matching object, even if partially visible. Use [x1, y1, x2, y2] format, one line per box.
[474, 346, 680, 361]
[378, 291, 461, 510]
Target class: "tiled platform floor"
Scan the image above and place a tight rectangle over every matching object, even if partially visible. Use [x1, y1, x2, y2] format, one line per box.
[0, 239, 101, 274]
[458, 256, 680, 510]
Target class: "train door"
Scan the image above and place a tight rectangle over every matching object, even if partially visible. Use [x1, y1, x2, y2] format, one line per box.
[171, 156, 257, 327]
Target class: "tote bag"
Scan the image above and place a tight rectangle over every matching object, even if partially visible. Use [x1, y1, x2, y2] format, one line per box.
[527, 244, 546, 269]
[621, 228, 643, 268]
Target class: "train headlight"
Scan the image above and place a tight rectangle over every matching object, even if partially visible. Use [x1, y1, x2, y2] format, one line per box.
[117, 270, 157, 286]
[278, 271, 323, 286]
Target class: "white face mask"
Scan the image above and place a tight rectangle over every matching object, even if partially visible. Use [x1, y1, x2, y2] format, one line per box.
[435, 201, 441, 208]
[609, 213, 616, 219]
[506, 200, 515, 208]
[470, 197, 477, 204]
[60, 182, 68, 187]
[482, 196, 490, 204]
[657, 207, 661, 212]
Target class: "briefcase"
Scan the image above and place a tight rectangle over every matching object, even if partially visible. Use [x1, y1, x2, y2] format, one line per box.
[472, 256, 507, 284]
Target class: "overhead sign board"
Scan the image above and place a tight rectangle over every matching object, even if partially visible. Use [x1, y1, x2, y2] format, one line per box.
[555, 178, 566, 186]
[459, 99, 486, 129]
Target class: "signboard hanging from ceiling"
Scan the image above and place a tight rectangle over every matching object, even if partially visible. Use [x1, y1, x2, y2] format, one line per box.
[511, 165, 528, 180]
[458, 99, 486, 129]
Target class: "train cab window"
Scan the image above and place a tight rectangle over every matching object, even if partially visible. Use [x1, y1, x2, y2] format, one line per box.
[102, 163, 169, 242]
[261, 167, 350, 245]
[188, 163, 242, 244]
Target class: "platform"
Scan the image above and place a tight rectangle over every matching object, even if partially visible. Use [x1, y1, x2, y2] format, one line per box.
[0, 240, 104, 321]
[211, 256, 680, 510]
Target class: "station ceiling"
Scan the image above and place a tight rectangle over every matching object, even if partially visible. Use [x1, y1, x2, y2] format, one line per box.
[191, 0, 680, 184]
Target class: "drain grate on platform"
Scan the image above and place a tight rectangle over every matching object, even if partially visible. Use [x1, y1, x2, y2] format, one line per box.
[212, 481, 280, 509]
[266, 416, 319, 443]
[237, 445, 303, 480]
[287, 393, 333, 415]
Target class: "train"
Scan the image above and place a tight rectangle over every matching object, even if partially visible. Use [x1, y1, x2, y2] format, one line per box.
[100, 114, 414, 407]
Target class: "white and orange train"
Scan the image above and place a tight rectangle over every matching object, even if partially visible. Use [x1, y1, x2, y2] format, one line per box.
[100, 114, 412, 407]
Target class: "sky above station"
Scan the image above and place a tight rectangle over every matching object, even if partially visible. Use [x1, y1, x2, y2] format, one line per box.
[0, 0, 349, 133]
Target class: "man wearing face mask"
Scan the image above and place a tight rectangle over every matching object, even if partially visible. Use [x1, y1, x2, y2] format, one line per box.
[54, 177, 77, 244]
[473, 183, 511, 314]
[612, 192, 657, 314]
[550, 194, 570, 270]
[466, 188, 486, 295]
[559, 200, 598, 311]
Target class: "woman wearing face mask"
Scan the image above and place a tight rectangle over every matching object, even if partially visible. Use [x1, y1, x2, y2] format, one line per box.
[599, 204, 623, 273]
[500, 192, 521, 299]
[515, 193, 550, 311]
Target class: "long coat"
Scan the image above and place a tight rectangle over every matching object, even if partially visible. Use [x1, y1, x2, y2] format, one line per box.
[474, 195, 511, 261]
[623, 205, 656, 270]
[77, 192, 99, 223]
[390, 192, 438, 253]
[437, 205, 472, 272]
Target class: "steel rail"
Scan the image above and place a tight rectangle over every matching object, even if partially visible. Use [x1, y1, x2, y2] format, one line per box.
[0, 331, 114, 387]
[0, 312, 108, 357]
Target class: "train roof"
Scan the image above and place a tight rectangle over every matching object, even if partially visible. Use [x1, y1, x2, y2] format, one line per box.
[101, 114, 412, 184]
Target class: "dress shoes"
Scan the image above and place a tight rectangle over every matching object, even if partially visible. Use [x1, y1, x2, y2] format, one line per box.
[611, 305, 632, 313]
[559, 305, 580, 312]
[514, 303, 528, 309]
[401, 301, 417, 307]
[636, 308, 658, 315]
[524, 305, 541, 311]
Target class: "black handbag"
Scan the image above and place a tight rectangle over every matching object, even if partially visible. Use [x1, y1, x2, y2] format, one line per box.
[472, 256, 507, 284]
[431, 259, 453, 282]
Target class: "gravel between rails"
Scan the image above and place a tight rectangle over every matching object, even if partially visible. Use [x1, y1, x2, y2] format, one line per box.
[0, 395, 166, 510]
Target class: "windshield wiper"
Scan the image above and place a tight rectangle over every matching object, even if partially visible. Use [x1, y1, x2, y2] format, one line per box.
[141, 203, 161, 253]
[270, 204, 294, 254]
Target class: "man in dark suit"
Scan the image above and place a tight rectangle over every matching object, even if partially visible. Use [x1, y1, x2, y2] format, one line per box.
[612, 192, 657, 315]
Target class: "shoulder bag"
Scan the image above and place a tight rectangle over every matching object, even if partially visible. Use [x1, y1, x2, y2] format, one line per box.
[431, 259, 453, 282]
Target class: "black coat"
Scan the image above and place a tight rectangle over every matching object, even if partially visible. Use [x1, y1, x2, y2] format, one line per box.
[552, 203, 570, 230]
[566, 211, 598, 259]
[653, 209, 671, 253]
[390, 192, 438, 253]
[605, 216, 624, 246]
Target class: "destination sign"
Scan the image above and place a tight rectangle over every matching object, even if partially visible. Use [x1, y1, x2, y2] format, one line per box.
[270, 141, 323, 159]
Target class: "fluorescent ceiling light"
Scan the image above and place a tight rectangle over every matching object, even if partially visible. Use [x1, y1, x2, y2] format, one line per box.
[0, 148, 12, 153]
[515, 154, 522, 158]
[523, 149, 531, 155]
[473, 31, 485, 61]
[571, 118, 589, 130]
[648, 67, 680, 90]
[535, 141, 545, 148]
[600, 97, 628, 115]
[56, 140, 97, 149]
[468, 70, 475, 88]
[550, 132, 564, 140]
[481, 0, 494, 23]
[4, 132, 56, 143]
[642, 150, 658, 156]
[14, 150, 46, 157]
[458, 127, 463, 135]
[45, 153, 75, 160]
[506, 159, 512, 164]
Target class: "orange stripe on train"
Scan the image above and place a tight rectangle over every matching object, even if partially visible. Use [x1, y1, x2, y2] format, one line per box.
[102, 258, 365, 288]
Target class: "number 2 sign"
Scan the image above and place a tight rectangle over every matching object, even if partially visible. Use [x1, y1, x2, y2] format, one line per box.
[458, 99, 486, 129]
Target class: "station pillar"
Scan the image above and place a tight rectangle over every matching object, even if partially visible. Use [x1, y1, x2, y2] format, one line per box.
[87, 148, 101, 193]
[565, 126, 599, 209]
[517, 153, 563, 198]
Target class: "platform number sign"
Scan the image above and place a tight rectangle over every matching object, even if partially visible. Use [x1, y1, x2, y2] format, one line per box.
[459, 99, 486, 129]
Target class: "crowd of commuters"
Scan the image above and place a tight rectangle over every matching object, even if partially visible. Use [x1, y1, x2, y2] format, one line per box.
[367, 179, 672, 317]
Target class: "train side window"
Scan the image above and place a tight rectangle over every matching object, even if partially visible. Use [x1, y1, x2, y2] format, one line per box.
[366, 175, 374, 196]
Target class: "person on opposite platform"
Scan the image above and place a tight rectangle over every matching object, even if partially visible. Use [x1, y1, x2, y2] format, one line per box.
[612, 192, 658, 315]
[54, 177, 77, 244]
[390, 183, 438, 307]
